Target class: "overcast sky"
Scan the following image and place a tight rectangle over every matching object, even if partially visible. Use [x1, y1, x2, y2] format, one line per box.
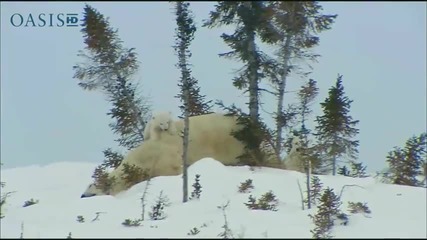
[1, 2, 426, 173]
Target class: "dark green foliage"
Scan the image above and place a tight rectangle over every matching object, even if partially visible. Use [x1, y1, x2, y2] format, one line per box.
[22, 198, 39, 208]
[216, 101, 275, 167]
[204, 1, 280, 122]
[305, 175, 323, 207]
[174, 2, 212, 118]
[73, 4, 151, 151]
[190, 174, 202, 200]
[309, 187, 346, 238]
[385, 132, 426, 187]
[238, 179, 254, 193]
[244, 191, 279, 211]
[347, 201, 371, 214]
[149, 191, 171, 221]
[122, 218, 142, 227]
[337, 166, 350, 176]
[91, 166, 116, 194]
[121, 163, 149, 189]
[76, 215, 85, 223]
[314, 74, 360, 175]
[74, 4, 138, 91]
[349, 161, 368, 178]
[106, 77, 150, 150]
[100, 148, 123, 169]
[187, 227, 200, 236]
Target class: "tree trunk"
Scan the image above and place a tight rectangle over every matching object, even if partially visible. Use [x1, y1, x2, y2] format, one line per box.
[306, 158, 312, 209]
[247, 33, 259, 123]
[275, 3, 295, 157]
[332, 155, 337, 176]
[182, 104, 189, 202]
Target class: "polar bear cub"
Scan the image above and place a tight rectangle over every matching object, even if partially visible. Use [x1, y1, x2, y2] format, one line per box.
[144, 111, 178, 141]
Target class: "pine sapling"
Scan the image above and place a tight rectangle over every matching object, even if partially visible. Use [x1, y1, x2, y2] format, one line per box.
[217, 201, 233, 239]
[92, 166, 116, 195]
[347, 201, 371, 215]
[304, 175, 323, 207]
[149, 191, 171, 221]
[121, 163, 149, 189]
[187, 227, 200, 236]
[244, 191, 279, 211]
[76, 215, 85, 223]
[121, 218, 142, 227]
[190, 174, 202, 200]
[309, 187, 347, 239]
[337, 166, 350, 176]
[349, 161, 368, 178]
[237, 179, 254, 193]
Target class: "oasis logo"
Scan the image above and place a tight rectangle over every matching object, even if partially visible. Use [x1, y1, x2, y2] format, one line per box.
[10, 13, 80, 27]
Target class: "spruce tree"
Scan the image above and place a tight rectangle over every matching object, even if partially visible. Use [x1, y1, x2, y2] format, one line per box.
[295, 79, 320, 209]
[173, 1, 210, 203]
[267, 1, 337, 157]
[314, 74, 359, 175]
[204, 2, 280, 166]
[386, 133, 426, 187]
[203, 1, 279, 123]
[309, 187, 344, 239]
[73, 5, 151, 190]
[73, 4, 151, 150]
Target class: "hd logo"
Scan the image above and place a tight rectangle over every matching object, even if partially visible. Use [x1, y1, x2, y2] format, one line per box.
[10, 13, 81, 27]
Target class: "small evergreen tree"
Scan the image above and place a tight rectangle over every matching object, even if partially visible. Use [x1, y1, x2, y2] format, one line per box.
[385, 133, 426, 187]
[173, 1, 211, 203]
[238, 179, 255, 193]
[73, 4, 151, 150]
[190, 174, 202, 200]
[314, 74, 360, 175]
[149, 191, 171, 221]
[337, 166, 350, 176]
[309, 187, 346, 238]
[121, 163, 149, 189]
[349, 161, 368, 178]
[244, 191, 279, 211]
[100, 148, 123, 169]
[91, 166, 116, 195]
[304, 175, 323, 207]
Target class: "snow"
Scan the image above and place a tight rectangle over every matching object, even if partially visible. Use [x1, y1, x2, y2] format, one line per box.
[1, 158, 426, 238]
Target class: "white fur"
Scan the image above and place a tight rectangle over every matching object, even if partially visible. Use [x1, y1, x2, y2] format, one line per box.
[81, 113, 283, 197]
[283, 135, 305, 173]
[143, 111, 177, 141]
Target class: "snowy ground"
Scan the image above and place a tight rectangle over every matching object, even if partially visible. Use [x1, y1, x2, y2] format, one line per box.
[1, 158, 426, 238]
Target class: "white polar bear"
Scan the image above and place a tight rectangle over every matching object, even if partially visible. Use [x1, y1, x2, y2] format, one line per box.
[283, 134, 305, 173]
[81, 113, 283, 197]
[143, 111, 177, 141]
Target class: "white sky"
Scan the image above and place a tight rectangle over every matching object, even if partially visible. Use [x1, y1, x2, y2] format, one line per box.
[1, 2, 426, 172]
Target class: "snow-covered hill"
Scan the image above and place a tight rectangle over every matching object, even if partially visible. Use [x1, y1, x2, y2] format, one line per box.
[1, 159, 426, 238]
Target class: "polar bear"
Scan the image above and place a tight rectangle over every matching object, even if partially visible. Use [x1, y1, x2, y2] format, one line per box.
[81, 134, 183, 197]
[283, 134, 305, 173]
[143, 111, 177, 141]
[81, 113, 283, 197]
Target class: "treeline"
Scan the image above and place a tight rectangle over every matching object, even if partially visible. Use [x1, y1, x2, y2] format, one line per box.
[71, 1, 426, 203]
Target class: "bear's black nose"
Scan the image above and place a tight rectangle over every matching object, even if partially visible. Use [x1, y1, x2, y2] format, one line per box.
[80, 193, 96, 198]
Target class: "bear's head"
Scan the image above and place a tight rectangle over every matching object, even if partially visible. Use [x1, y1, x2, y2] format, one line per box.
[152, 111, 173, 131]
[81, 183, 107, 198]
[290, 135, 303, 154]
